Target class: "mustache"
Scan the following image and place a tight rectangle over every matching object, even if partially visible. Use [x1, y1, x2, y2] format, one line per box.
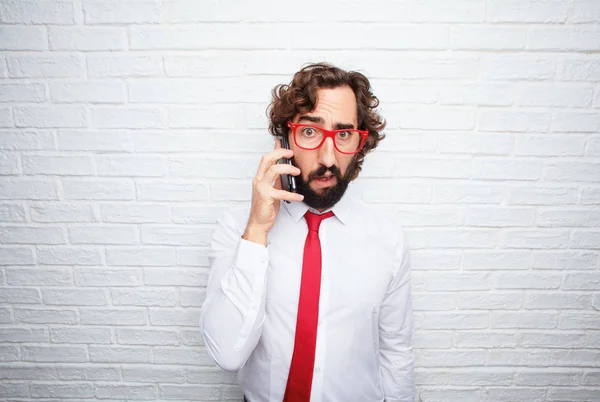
[307, 165, 342, 182]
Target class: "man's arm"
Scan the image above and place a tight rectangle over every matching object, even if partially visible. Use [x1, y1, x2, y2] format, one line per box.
[379, 232, 415, 401]
[200, 211, 270, 372]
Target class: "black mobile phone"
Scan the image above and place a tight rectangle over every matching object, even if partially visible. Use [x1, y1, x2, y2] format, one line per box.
[279, 135, 297, 196]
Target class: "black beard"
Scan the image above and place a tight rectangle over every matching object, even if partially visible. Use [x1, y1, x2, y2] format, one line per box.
[293, 158, 358, 211]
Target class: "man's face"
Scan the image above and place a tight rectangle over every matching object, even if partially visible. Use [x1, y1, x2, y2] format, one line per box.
[289, 85, 359, 211]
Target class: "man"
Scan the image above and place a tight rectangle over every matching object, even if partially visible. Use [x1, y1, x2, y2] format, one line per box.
[200, 63, 414, 402]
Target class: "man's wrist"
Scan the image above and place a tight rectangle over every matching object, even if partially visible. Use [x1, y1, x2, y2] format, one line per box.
[242, 225, 268, 247]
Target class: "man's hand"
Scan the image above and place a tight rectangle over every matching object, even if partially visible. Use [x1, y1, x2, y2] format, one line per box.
[243, 139, 304, 246]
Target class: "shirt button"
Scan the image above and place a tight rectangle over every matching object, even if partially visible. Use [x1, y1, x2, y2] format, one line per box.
[318, 320, 323, 326]
[315, 367, 321, 372]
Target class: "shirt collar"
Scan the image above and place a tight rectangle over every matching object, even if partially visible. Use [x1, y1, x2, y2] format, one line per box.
[283, 187, 354, 226]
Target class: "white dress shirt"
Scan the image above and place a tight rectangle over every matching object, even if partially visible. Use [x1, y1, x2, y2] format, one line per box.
[200, 191, 414, 402]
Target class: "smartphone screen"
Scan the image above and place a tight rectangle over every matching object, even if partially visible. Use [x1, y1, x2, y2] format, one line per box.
[279, 136, 297, 194]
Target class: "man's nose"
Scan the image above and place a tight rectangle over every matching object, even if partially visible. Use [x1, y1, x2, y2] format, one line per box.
[318, 137, 336, 168]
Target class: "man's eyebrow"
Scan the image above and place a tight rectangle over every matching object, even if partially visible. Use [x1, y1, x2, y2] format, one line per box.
[297, 115, 324, 124]
[334, 122, 356, 130]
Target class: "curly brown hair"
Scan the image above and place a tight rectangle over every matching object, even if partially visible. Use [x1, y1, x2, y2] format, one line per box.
[267, 62, 386, 180]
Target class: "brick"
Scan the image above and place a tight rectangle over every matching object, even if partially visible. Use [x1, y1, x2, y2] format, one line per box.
[160, 384, 221, 400]
[563, 272, 600, 290]
[413, 331, 453, 349]
[451, 26, 526, 50]
[495, 272, 562, 290]
[420, 388, 483, 402]
[421, 312, 488, 329]
[491, 312, 558, 329]
[562, 59, 600, 81]
[435, 183, 504, 204]
[537, 209, 600, 227]
[95, 384, 157, 400]
[43, 288, 108, 306]
[0, 83, 46, 102]
[150, 308, 201, 326]
[153, 347, 213, 365]
[413, 293, 457, 311]
[22, 345, 87, 362]
[136, 181, 209, 202]
[0, 328, 48, 342]
[141, 225, 211, 247]
[502, 230, 570, 249]
[489, 0, 569, 22]
[168, 105, 247, 129]
[559, 313, 600, 330]
[0, 226, 64, 245]
[187, 367, 237, 384]
[116, 329, 180, 346]
[31, 380, 94, 395]
[0, 308, 11, 323]
[478, 109, 551, 132]
[397, 107, 474, 130]
[111, 288, 178, 306]
[519, 83, 593, 107]
[357, 180, 432, 203]
[0, 153, 18, 174]
[547, 388, 600, 401]
[466, 207, 535, 227]
[439, 84, 514, 107]
[58, 130, 133, 152]
[145, 268, 207, 287]
[14, 307, 76, 324]
[552, 111, 600, 132]
[546, 161, 600, 182]
[75, 268, 142, 287]
[454, 331, 519, 348]
[0, 178, 58, 201]
[533, 251, 599, 269]
[7, 53, 84, 78]
[0, 365, 57, 380]
[15, 106, 87, 128]
[62, 178, 135, 200]
[31, 202, 96, 223]
[97, 155, 166, 177]
[529, 27, 600, 52]
[182, 330, 203, 346]
[370, 82, 438, 105]
[451, 369, 513, 386]
[173, 206, 223, 224]
[487, 349, 552, 366]
[0, 247, 35, 265]
[106, 247, 175, 266]
[570, 0, 600, 22]
[486, 388, 545, 402]
[87, 54, 163, 78]
[553, 350, 600, 367]
[0, 0, 76, 24]
[515, 135, 586, 156]
[84, 0, 160, 24]
[37, 247, 103, 266]
[483, 56, 556, 80]
[101, 203, 169, 223]
[0, 108, 13, 127]
[6, 267, 72, 285]
[581, 186, 600, 204]
[514, 370, 581, 386]
[130, 25, 287, 50]
[508, 185, 577, 205]
[51, 81, 126, 103]
[409, 251, 460, 271]
[89, 346, 151, 363]
[458, 292, 523, 310]
[525, 293, 591, 309]
[80, 308, 147, 325]
[57, 365, 120, 381]
[588, 136, 600, 156]
[0, 382, 30, 398]
[69, 225, 137, 245]
[168, 155, 257, 179]
[394, 206, 463, 227]
[22, 155, 93, 175]
[0, 130, 54, 151]
[407, 229, 497, 249]
[0, 345, 19, 361]
[410, 0, 484, 22]
[0, 204, 26, 222]
[582, 371, 600, 386]
[50, 327, 112, 343]
[0, 287, 40, 304]
[418, 350, 486, 367]
[462, 251, 530, 270]
[92, 107, 165, 129]
[49, 26, 126, 51]
[180, 289, 207, 307]
[123, 365, 186, 383]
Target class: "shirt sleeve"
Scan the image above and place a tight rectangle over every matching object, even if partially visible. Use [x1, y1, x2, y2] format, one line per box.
[200, 211, 270, 372]
[380, 230, 415, 402]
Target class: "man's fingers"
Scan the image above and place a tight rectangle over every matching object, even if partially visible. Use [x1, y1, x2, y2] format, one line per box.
[263, 163, 301, 184]
[256, 148, 294, 178]
[272, 188, 304, 202]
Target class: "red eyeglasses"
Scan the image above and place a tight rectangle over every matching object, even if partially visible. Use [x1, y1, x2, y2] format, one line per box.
[287, 121, 368, 155]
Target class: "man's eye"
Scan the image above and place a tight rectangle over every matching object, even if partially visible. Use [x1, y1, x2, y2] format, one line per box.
[337, 131, 350, 140]
[302, 128, 316, 136]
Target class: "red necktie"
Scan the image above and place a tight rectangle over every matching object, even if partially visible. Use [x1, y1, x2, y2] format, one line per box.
[283, 210, 334, 402]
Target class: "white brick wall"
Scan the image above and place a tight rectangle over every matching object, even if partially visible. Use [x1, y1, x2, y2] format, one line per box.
[0, 0, 599, 401]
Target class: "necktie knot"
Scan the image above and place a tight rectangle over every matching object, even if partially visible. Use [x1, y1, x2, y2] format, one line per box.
[304, 211, 334, 233]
